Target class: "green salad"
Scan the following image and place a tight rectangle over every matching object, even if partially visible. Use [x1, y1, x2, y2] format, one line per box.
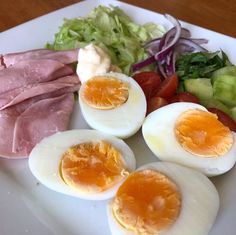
[47, 5, 165, 74]
[176, 51, 236, 120]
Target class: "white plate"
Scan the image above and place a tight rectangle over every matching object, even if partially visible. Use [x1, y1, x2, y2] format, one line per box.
[0, 1, 236, 235]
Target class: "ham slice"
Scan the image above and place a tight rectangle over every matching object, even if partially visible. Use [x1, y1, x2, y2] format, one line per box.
[0, 96, 38, 158]
[3, 48, 79, 67]
[0, 48, 80, 158]
[0, 59, 74, 94]
[0, 65, 80, 158]
[12, 93, 75, 156]
[0, 91, 78, 158]
[0, 75, 79, 110]
[0, 107, 21, 158]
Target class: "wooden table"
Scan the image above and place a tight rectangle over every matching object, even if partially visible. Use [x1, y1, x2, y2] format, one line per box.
[0, 0, 236, 38]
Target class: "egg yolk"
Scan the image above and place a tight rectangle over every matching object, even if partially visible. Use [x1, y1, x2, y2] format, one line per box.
[111, 169, 181, 235]
[81, 76, 129, 110]
[60, 141, 129, 193]
[175, 109, 233, 157]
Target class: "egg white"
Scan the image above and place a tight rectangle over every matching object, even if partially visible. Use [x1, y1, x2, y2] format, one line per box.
[107, 162, 219, 235]
[79, 72, 147, 139]
[142, 102, 236, 176]
[28, 129, 136, 200]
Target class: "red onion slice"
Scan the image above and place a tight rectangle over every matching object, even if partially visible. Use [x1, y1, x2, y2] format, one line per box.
[155, 14, 182, 61]
[144, 27, 190, 49]
[158, 61, 167, 78]
[132, 55, 156, 72]
[178, 38, 207, 52]
[131, 14, 208, 75]
[166, 51, 174, 76]
[146, 42, 161, 55]
[144, 38, 161, 48]
[185, 38, 209, 45]
[161, 27, 191, 49]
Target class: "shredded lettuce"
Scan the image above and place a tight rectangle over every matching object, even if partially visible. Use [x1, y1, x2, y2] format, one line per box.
[46, 5, 165, 74]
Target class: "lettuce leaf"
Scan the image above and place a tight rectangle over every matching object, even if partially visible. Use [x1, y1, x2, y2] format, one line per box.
[46, 5, 165, 74]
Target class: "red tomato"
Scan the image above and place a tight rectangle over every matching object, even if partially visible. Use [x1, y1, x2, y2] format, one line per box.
[170, 92, 200, 104]
[132, 71, 161, 100]
[153, 74, 178, 99]
[147, 96, 168, 115]
[208, 108, 236, 132]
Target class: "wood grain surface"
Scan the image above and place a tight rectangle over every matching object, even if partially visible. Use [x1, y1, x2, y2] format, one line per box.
[0, 0, 235, 38]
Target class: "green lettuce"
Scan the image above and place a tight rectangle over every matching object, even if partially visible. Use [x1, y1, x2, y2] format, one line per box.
[46, 5, 165, 74]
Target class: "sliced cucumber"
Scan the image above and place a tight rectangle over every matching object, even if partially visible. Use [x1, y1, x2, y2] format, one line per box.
[213, 75, 236, 107]
[200, 98, 232, 116]
[184, 78, 213, 100]
[212, 66, 236, 82]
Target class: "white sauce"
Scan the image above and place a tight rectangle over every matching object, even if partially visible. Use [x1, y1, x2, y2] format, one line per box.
[76, 44, 112, 83]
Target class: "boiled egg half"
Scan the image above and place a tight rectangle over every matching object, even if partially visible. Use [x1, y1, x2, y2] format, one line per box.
[142, 102, 236, 176]
[79, 72, 146, 139]
[28, 129, 136, 200]
[107, 162, 219, 235]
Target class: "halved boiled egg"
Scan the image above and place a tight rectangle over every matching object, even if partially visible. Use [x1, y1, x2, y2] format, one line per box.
[28, 129, 136, 200]
[79, 72, 147, 139]
[142, 102, 236, 176]
[107, 162, 219, 235]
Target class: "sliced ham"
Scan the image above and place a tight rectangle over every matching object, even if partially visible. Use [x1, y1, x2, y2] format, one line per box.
[0, 65, 80, 158]
[0, 107, 22, 158]
[3, 48, 79, 67]
[0, 59, 73, 94]
[0, 96, 37, 158]
[0, 92, 77, 158]
[0, 48, 80, 159]
[0, 75, 79, 110]
[12, 93, 75, 156]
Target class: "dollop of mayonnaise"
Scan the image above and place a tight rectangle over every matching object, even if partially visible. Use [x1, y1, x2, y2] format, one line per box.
[76, 44, 112, 83]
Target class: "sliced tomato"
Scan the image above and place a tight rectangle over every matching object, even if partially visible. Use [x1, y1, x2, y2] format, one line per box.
[208, 108, 236, 132]
[153, 74, 178, 99]
[170, 92, 200, 104]
[147, 96, 168, 115]
[132, 71, 161, 100]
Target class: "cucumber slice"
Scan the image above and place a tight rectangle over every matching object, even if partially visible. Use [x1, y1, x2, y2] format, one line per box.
[184, 78, 213, 100]
[212, 66, 236, 81]
[201, 98, 232, 116]
[213, 75, 236, 107]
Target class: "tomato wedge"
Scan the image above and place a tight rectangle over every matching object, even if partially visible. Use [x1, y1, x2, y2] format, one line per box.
[132, 71, 161, 100]
[170, 92, 200, 104]
[208, 108, 236, 132]
[153, 74, 178, 99]
[147, 96, 168, 115]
